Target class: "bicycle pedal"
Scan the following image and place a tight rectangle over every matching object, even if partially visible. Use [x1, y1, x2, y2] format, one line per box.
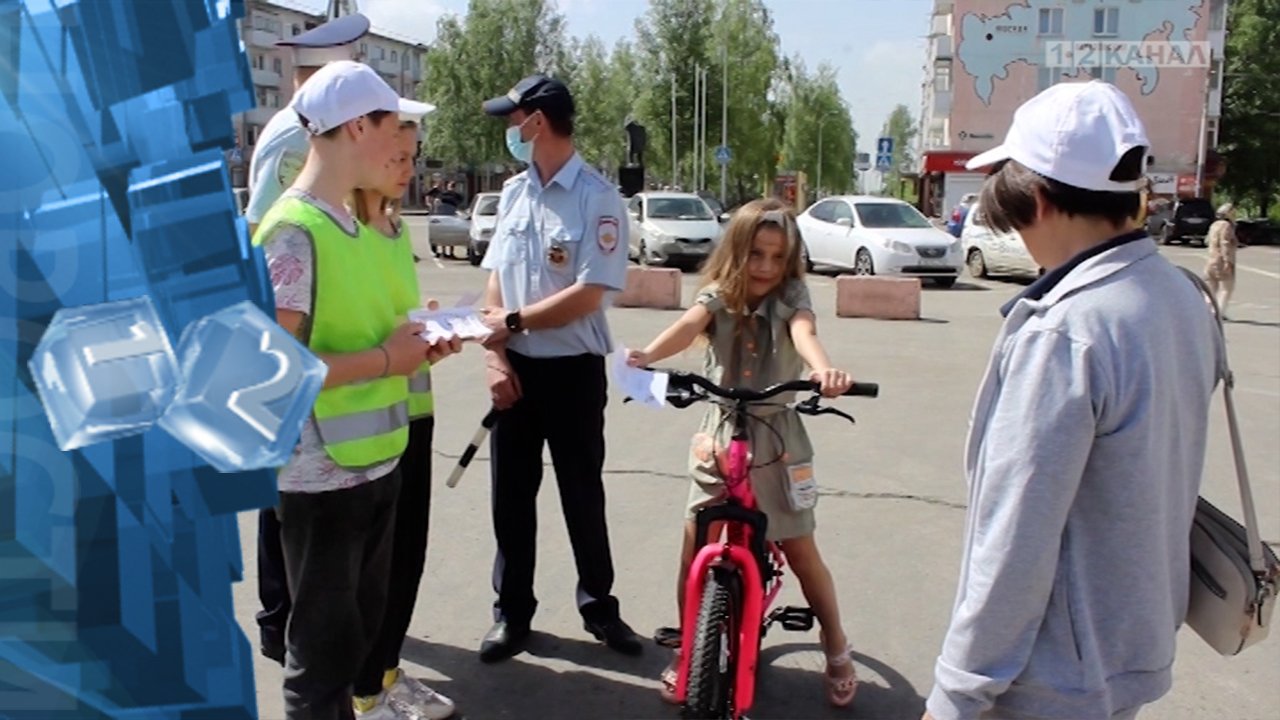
[769, 606, 815, 632]
[652, 625, 682, 649]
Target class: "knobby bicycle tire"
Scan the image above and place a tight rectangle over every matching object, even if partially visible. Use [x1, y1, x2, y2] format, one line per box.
[683, 567, 740, 719]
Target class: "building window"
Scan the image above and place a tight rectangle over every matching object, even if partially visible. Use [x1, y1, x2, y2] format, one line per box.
[253, 15, 281, 35]
[272, 57, 282, 74]
[1087, 66, 1118, 84]
[1209, 57, 1222, 90]
[1038, 66, 1066, 92]
[1093, 8, 1119, 37]
[1038, 8, 1064, 36]
[360, 42, 368, 58]
[292, 24, 301, 36]
[304, 21, 317, 30]
[390, 51, 398, 64]
[1210, 0, 1225, 31]
[247, 125, 260, 145]
[252, 53, 265, 70]
[934, 60, 952, 93]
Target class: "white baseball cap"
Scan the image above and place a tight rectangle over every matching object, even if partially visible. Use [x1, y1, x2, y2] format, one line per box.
[399, 101, 436, 124]
[965, 80, 1149, 192]
[290, 60, 434, 136]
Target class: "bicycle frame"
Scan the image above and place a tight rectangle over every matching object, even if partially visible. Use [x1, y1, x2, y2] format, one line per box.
[674, 403, 774, 715]
[650, 370, 876, 719]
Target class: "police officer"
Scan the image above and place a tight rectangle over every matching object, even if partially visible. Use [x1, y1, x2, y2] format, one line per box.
[245, 13, 371, 235]
[476, 75, 642, 663]
[245, 12, 370, 665]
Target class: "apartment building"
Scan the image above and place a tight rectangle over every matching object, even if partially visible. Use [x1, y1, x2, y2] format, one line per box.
[228, 0, 428, 201]
[916, 0, 1228, 216]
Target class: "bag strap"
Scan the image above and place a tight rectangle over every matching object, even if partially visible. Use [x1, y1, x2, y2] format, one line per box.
[1178, 267, 1268, 578]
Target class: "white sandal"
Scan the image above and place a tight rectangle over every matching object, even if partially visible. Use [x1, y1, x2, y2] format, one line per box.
[823, 640, 858, 707]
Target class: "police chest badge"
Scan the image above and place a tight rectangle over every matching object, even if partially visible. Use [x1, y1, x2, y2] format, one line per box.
[597, 217, 620, 254]
[547, 243, 569, 269]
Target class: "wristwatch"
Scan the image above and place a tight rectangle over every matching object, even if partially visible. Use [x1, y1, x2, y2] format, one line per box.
[504, 310, 525, 333]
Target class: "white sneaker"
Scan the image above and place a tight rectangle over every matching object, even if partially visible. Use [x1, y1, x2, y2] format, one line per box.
[353, 693, 419, 720]
[385, 671, 456, 720]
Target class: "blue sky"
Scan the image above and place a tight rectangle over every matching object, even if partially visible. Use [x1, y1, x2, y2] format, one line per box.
[294, 0, 933, 153]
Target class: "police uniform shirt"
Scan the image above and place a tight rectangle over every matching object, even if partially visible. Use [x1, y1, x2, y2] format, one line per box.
[245, 107, 309, 224]
[481, 152, 629, 358]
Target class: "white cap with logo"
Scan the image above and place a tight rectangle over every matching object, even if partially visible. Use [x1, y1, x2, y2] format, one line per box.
[965, 80, 1149, 193]
[290, 60, 435, 136]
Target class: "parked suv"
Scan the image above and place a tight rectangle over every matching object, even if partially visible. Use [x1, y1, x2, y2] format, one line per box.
[1158, 198, 1215, 246]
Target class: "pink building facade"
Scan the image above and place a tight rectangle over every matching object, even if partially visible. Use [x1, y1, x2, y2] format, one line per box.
[917, 0, 1228, 216]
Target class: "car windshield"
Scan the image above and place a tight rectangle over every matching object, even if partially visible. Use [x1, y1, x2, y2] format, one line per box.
[854, 203, 932, 229]
[1177, 200, 1214, 218]
[647, 197, 714, 220]
[474, 196, 500, 216]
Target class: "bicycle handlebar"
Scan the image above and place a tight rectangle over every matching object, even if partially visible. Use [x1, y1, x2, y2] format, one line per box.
[664, 370, 879, 402]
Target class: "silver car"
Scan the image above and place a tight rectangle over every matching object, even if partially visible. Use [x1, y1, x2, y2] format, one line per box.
[625, 192, 724, 267]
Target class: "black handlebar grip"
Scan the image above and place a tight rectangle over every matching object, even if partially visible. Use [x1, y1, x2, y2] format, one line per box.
[844, 382, 879, 398]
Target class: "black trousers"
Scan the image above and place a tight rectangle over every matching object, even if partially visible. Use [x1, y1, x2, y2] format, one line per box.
[256, 506, 290, 662]
[489, 351, 619, 626]
[354, 417, 434, 697]
[278, 470, 401, 720]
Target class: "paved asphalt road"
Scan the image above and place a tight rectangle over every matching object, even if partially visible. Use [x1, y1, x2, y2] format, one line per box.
[235, 243, 1280, 720]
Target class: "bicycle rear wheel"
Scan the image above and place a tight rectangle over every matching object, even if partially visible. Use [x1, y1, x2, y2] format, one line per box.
[683, 566, 740, 719]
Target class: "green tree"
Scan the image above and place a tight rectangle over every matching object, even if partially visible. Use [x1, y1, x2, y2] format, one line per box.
[1218, 0, 1280, 216]
[780, 60, 856, 198]
[568, 37, 641, 176]
[421, 0, 569, 170]
[879, 104, 918, 199]
[633, 0, 718, 188]
[713, 0, 783, 203]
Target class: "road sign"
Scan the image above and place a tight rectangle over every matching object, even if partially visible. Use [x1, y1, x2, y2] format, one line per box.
[875, 136, 894, 171]
[230, 147, 243, 164]
[715, 145, 732, 166]
[854, 152, 871, 172]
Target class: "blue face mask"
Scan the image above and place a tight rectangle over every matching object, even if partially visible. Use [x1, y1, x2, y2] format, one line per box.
[505, 113, 538, 164]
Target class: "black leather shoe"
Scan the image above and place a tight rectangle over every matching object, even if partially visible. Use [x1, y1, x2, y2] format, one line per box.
[479, 620, 530, 663]
[584, 617, 643, 656]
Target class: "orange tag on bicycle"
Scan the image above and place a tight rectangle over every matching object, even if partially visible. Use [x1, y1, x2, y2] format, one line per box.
[786, 463, 817, 511]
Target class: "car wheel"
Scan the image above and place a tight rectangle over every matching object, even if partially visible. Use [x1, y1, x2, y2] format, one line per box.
[853, 248, 875, 276]
[966, 248, 988, 278]
[802, 243, 814, 273]
[934, 276, 958, 288]
[1160, 227, 1172, 246]
[467, 244, 481, 266]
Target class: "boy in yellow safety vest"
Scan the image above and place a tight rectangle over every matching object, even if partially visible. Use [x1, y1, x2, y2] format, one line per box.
[252, 60, 457, 720]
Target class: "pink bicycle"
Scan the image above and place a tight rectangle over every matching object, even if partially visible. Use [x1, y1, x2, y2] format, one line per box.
[645, 370, 878, 719]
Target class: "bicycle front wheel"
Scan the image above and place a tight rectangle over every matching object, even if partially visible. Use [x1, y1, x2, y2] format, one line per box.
[683, 566, 740, 719]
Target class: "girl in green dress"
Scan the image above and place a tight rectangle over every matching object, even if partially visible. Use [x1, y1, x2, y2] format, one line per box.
[627, 197, 860, 708]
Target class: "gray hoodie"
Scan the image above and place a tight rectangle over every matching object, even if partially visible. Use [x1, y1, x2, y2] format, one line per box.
[927, 236, 1222, 720]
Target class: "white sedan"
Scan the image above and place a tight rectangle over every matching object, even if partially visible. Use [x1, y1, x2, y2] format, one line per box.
[960, 202, 1041, 280]
[626, 192, 724, 267]
[796, 196, 963, 287]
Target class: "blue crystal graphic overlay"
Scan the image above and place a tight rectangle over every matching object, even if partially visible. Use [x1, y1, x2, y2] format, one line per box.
[2, 1, 272, 717]
[28, 296, 179, 451]
[161, 300, 326, 473]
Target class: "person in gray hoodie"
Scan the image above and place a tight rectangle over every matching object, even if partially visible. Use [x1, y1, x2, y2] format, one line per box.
[923, 81, 1223, 720]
